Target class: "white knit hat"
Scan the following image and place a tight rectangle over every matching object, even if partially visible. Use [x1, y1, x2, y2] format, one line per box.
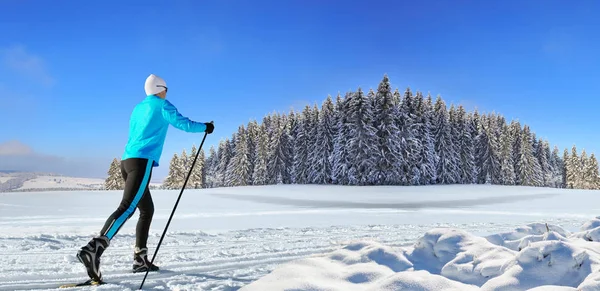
[144, 74, 167, 96]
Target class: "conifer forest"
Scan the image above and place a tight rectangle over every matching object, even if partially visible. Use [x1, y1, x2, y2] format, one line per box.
[105, 75, 600, 191]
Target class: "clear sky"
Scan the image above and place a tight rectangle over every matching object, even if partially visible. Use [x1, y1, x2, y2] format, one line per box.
[1, 0, 599, 181]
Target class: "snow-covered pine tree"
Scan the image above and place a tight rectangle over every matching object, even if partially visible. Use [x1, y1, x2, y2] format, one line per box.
[252, 121, 269, 185]
[448, 105, 464, 184]
[528, 133, 543, 186]
[509, 120, 523, 184]
[550, 146, 563, 188]
[400, 88, 421, 185]
[586, 153, 600, 189]
[217, 138, 233, 187]
[189, 145, 200, 188]
[304, 104, 320, 183]
[286, 110, 298, 184]
[471, 109, 482, 180]
[563, 148, 570, 188]
[179, 149, 191, 188]
[227, 125, 251, 186]
[476, 120, 496, 184]
[580, 149, 589, 189]
[433, 96, 460, 184]
[416, 93, 438, 185]
[199, 148, 206, 188]
[536, 139, 552, 187]
[204, 145, 219, 188]
[104, 158, 124, 190]
[499, 124, 516, 185]
[163, 153, 183, 189]
[489, 114, 503, 184]
[246, 120, 260, 185]
[567, 145, 580, 189]
[346, 87, 377, 185]
[265, 113, 280, 184]
[310, 95, 335, 184]
[517, 125, 542, 186]
[371, 75, 403, 185]
[270, 113, 292, 184]
[225, 133, 241, 187]
[188, 145, 205, 189]
[457, 106, 476, 184]
[292, 106, 311, 184]
[331, 93, 351, 185]
[204, 146, 217, 188]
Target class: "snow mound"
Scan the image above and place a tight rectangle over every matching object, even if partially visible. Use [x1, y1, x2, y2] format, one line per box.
[241, 218, 600, 291]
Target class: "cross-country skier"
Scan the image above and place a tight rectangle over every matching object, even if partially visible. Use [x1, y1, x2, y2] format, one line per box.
[76, 74, 214, 282]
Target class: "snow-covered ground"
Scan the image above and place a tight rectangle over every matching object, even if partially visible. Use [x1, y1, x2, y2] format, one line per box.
[0, 173, 105, 192]
[17, 176, 104, 191]
[1, 184, 600, 290]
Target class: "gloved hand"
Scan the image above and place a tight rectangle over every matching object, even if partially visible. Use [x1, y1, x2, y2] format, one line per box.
[204, 122, 214, 134]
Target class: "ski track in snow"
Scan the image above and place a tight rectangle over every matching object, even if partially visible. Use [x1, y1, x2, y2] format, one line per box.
[0, 219, 587, 291]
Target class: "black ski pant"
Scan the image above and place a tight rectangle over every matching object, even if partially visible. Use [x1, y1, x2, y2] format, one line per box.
[100, 158, 154, 249]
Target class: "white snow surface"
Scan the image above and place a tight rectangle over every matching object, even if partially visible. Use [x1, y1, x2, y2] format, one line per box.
[1, 184, 600, 290]
[17, 176, 104, 191]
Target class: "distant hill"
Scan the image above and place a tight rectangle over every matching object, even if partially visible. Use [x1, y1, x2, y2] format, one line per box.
[0, 172, 105, 192]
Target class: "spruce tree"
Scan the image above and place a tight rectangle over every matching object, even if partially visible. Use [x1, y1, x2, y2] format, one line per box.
[476, 123, 494, 184]
[331, 93, 351, 185]
[417, 94, 438, 185]
[246, 120, 260, 185]
[549, 146, 563, 188]
[347, 87, 377, 185]
[270, 113, 292, 184]
[518, 126, 541, 186]
[567, 146, 580, 189]
[252, 122, 269, 185]
[499, 124, 516, 185]
[586, 153, 600, 189]
[310, 95, 335, 184]
[292, 106, 311, 184]
[179, 149, 191, 188]
[371, 75, 403, 185]
[536, 139, 551, 187]
[189, 145, 204, 189]
[228, 125, 251, 186]
[286, 110, 298, 184]
[510, 120, 523, 184]
[459, 107, 477, 184]
[104, 158, 123, 190]
[400, 88, 421, 184]
[217, 139, 233, 187]
[199, 149, 206, 188]
[563, 148, 570, 188]
[204, 145, 219, 188]
[581, 149, 589, 189]
[434, 96, 460, 184]
[163, 153, 182, 189]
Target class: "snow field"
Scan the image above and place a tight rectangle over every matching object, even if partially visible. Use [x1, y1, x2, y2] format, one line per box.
[241, 219, 600, 290]
[17, 176, 104, 190]
[1, 184, 600, 290]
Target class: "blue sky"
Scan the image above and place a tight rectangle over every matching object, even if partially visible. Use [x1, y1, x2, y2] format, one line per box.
[1, 0, 599, 180]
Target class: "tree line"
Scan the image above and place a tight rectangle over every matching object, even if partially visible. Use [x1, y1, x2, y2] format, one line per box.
[104, 75, 600, 190]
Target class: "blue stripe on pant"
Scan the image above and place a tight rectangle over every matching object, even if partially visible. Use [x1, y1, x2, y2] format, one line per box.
[104, 159, 153, 239]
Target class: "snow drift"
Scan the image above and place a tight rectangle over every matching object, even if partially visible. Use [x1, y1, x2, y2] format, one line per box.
[241, 217, 600, 291]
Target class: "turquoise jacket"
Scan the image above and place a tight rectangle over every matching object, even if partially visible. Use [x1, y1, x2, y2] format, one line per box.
[122, 95, 207, 167]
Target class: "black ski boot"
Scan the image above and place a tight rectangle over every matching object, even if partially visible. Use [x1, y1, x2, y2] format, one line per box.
[132, 247, 159, 273]
[77, 235, 109, 282]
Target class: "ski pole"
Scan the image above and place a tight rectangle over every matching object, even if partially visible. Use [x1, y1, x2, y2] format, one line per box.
[139, 125, 211, 290]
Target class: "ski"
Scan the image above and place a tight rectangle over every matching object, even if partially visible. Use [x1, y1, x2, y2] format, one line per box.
[59, 279, 106, 288]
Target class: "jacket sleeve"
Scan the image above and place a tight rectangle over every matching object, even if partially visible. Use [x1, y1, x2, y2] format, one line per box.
[161, 100, 207, 133]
